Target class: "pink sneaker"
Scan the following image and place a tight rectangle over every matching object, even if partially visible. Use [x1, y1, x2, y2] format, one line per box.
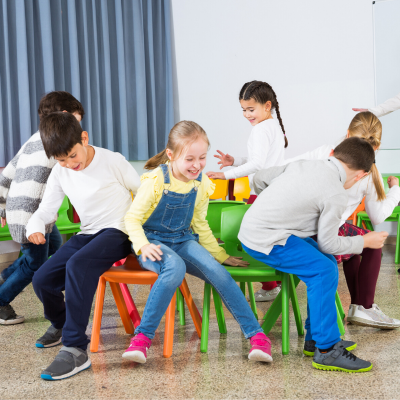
[248, 332, 273, 362]
[122, 333, 152, 363]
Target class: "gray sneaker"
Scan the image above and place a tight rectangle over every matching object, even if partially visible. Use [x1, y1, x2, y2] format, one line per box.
[313, 342, 372, 373]
[0, 305, 24, 325]
[36, 325, 63, 348]
[349, 304, 400, 329]
[303, 339, 357, 356]
[41, 346, 91, 380]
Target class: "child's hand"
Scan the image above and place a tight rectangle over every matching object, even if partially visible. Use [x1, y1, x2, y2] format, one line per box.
[352, 108, 368, 112]
[387, 176, 399, 188]
[206, 171, 226, 180]
[140, 243, 163, 262]
[214, 150, 234, 169]
[1, 217, 6, 228]
[28, 232, 46, 245]
[363, 231, 388, 249]
[223, 256, 250, 267]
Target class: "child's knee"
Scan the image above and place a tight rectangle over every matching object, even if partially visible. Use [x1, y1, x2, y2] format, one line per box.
[163, 256, 186, 287]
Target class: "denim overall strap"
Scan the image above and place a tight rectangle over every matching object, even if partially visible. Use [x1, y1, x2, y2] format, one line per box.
[142, 164, 202, 244]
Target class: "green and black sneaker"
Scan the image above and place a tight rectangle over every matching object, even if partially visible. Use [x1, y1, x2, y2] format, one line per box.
[303, 339, 356, 356]
[312, 342, 372, 373]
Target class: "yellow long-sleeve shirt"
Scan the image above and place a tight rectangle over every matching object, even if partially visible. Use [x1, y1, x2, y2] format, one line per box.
[124, 166, 229, 264]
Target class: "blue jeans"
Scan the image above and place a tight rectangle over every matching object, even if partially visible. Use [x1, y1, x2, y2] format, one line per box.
[0, 225, 62, 306]
[135, 239, 263, 339]
[242, 236, 341, 349]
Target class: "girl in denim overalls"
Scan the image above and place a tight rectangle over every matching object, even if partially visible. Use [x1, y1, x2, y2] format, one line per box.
[123, 121, 272, 364]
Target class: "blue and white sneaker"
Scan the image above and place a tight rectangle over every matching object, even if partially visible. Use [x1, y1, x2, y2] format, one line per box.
[41, 346, 91, 380]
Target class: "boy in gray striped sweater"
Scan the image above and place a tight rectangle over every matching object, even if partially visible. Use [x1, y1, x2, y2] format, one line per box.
[0, 91, 84, 325]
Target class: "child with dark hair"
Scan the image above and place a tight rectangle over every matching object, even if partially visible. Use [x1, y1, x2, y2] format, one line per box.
[239, 137, 388, 373]
[0, 91, 84, 325]
[207, 80, 287, 302]
[26, 112, 140, 380]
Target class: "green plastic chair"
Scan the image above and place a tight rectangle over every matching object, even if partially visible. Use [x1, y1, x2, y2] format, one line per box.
[0, 222, 13, 242]
[200, 205, 346, 355]
[206, 200, 245, 239]
[55, 196, 81, 239]
[356, 174, 400, 264]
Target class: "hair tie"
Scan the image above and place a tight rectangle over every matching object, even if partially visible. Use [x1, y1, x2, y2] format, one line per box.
[373, 159, 376, 164]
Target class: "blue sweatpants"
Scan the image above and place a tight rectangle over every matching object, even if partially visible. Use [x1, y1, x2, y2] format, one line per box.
[32, 228, 132, 350]
[242, 235, 341, 349]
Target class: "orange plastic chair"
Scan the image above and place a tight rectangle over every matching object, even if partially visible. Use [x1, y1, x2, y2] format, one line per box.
[233, 177, 251, 202]
[90, 255, 202, 358]
[209, 179, 229, 200]
[348, 197, 366, 227]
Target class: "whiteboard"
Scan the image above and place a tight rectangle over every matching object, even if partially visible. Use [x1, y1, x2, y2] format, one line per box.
[373, 0, 400, 149]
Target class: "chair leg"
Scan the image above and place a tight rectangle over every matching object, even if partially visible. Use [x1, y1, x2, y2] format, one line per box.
[247, 282, 258, 319]
[240, 282, 246, 295]
[179, 279, 202, 337]
[176, 288, 186, 326]
[261, 290, 283, 334]
[163, 292, 177, 358]
[200, 283, 212, 353]
[289, 275, 303, 336]
[395, 217, 400, 265]
[90, 277, 106, 353]
[336, 301, 345, 336]
[335, 291, 345, 320]
[109, 282, 134, 334]
[281, 273, 290, 355]
[212, 288, 227, 334]
[120, 283, 141, 328]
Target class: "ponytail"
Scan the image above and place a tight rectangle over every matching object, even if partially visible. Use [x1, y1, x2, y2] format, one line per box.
[348, 111, 385, 201]
[370, 163, 386, 201]
[239, 80, 288, 148]
[144, 149, 169, 170]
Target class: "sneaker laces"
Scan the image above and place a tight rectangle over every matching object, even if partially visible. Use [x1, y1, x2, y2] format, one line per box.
[342, 348, 357, 362]
[129, 335, 151, 349]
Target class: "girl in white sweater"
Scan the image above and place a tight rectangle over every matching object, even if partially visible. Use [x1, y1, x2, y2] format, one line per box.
[285, 112, 400, 329]
[353, 92, 400, 117]
[207, 80, 287, 301]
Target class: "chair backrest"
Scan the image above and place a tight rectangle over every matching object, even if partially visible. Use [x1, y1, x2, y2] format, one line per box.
[349, 197, 365, 225]
[220, 204, 251, 252]
[209, 179, 229, 200]
[382, 174, 400, 194]
[206, 200, 245, 238]
[233, 177, 251, 202]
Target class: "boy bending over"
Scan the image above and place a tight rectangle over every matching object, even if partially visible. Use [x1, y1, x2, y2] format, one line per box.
[26, 112, 140, 380]
[239, 137, 387, 373]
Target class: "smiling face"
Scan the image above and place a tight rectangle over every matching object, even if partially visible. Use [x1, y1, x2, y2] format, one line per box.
[240, 98, 272, 126]
[54, 132, 93, 172]
[166, 136, 208, 182]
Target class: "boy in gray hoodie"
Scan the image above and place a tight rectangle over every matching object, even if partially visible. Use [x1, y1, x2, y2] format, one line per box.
[239, 137, 388, 373]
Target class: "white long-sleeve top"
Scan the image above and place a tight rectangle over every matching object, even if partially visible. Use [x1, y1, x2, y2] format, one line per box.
[369, 92, 400, 118]
[284, 142, 400, 226]
[26, 146, 141, 238]
[223, 119, 285, 194]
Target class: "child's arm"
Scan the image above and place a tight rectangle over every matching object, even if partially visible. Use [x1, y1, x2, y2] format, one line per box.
[124, 175, 159, 258]
[317, 193, 365, 255]
[114, 156, 141, 195]
[283, 144, 333, 165]
[367, 92, 400, 118]
[364, 175, 400, 225]
[26, 169, 65, 244]
[252, 164, 288, 195]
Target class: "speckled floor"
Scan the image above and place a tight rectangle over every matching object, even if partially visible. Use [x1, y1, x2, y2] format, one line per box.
[1, 245, 400, 399]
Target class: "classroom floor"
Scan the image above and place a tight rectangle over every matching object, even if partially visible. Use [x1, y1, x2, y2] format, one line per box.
[0, 245, 399, 400]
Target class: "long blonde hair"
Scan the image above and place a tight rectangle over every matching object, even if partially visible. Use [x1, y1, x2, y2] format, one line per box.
[348, 111, 385, 201]
[144, 121, 210, 170]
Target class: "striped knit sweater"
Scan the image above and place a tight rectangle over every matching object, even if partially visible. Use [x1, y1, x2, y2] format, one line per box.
[0, 132, 57, 243]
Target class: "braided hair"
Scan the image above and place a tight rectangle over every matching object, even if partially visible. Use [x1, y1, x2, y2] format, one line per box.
[239, 81, 288, 148]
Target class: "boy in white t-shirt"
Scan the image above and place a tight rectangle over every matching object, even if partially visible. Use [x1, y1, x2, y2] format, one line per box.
[26, 112, 140, 380]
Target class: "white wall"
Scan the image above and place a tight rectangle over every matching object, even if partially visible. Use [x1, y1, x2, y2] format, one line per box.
[170, 0, 399, 235]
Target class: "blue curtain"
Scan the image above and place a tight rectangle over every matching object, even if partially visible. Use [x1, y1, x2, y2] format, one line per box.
[0, 0, 174, 165]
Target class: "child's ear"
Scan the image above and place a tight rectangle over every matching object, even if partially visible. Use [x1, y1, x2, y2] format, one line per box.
[355, 171, 368, 182]
[265, 101, 272, 112]
[166, 148, 173, 160]
[346, 130, 350, 139]
[81, 131, 89, 145]
[329, 149, 334, 157]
